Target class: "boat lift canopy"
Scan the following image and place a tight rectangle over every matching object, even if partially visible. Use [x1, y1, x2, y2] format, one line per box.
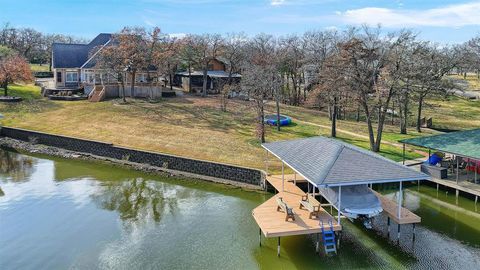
[262, 136, 429, 188]
[262, 136, 429, 223]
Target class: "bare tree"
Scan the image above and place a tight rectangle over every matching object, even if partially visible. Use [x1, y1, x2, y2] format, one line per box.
[334, 27, 415, 152]
[192, 34, 224, 97]
[95, 38, 128, 103]
[117, 27, 148, 98]
[412, 44, 456, 132]
[223, 33, 246, 84]
[242, 34, 280, 143]
[278, 35, 305, 105]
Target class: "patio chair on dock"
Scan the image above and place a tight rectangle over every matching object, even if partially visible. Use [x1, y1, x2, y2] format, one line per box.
[276, 197, 295, 221]
[299, 195, 321, 219]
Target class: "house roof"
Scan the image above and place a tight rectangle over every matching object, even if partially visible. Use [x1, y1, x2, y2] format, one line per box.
[262, 136, 429, 187]
[400, 129, 480, 159]
[176, 70, 241, 78]
[52, 33, 112, 69]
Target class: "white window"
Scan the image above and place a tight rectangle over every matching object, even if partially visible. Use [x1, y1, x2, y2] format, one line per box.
[136, 73, 147, 83]
[66, 72, 78, 82]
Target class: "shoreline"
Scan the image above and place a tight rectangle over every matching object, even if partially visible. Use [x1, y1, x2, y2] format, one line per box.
[0, 137, 264, 191]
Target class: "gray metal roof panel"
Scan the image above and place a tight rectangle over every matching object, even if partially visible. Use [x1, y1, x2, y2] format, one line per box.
[262, 136, 429, 187]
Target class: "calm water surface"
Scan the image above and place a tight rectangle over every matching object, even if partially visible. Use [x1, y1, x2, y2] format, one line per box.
[0, 150, 479, 269]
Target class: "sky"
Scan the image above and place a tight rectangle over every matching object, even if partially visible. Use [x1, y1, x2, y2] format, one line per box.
[1, 0, 480, 44]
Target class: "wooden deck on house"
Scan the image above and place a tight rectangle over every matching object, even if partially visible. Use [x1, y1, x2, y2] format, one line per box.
[252, 174, 341, 238]
[373, 191, 421, 224]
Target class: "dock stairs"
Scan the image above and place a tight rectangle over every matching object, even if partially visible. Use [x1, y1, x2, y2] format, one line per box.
[321, 221, 337, 255]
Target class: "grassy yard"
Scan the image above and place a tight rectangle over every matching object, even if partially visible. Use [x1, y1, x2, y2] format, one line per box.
[1, 84, 479, 172]
[449, 74, 480, 91]
[423, 95, 480, 130]
[29, 64, 50, 72]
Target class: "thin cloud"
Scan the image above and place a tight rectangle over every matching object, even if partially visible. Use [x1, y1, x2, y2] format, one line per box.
[339, 1, 480, 27]
[271, 0, 286, 5]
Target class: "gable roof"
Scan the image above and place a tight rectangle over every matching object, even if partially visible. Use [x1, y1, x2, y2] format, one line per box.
[400, 128, 480, 159]
[52, 33, 112, 69]
[262, 136, 429, 187]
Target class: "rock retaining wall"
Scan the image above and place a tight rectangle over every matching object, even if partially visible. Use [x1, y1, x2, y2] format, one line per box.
[1, 127, 263, 186]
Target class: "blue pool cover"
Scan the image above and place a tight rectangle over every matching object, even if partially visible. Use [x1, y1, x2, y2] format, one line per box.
[265, 114, 292, 126]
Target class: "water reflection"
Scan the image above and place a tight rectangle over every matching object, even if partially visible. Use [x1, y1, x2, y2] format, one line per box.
[92, 178, 179, 223]
[0, 149, 35, 183]
[1, 151, 480, 270]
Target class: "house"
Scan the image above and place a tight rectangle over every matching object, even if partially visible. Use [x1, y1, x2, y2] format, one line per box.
[51, 33, 172, 99]
[174, 58, 241, 94]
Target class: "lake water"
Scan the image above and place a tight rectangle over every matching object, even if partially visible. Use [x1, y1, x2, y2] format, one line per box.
[0, 150, 479, 269]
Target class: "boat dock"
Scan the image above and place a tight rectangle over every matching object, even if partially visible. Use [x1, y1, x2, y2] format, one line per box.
[373, 191, 421, 242]
[253, 174, 341, 255]
[253, 174, 341, 237]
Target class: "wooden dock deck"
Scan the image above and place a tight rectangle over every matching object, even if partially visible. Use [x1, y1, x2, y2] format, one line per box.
[253, 174, 341, 238]
[373, 191, 421, 224]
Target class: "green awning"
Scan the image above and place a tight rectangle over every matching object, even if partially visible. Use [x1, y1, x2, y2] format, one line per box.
[400, 129, 480, 159]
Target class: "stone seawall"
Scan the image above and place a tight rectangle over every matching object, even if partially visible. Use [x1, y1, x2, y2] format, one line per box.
[0, 127, 263, 186]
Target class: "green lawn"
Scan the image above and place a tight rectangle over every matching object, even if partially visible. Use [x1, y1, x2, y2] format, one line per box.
[3, 83, 479, 173]
[448, 74, 480, 91]
[29, 64, 50, 72]
[0, 84, 421, 173]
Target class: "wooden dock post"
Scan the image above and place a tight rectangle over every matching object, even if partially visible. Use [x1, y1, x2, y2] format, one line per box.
[316, 233, 319, 253]
[397, 224, 401, 244]
[277, 237, 281, 257]
[412, 223, 416, 242]
[337, 186, 342, 225]
[337, 232, 341, 249]
[387, 216, 390, 236]
[259, 228, 262, 247]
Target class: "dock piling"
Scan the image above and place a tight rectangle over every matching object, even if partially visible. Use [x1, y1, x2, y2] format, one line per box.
[259, 228, 262, 247]
[277, 237, 281, 257]
[397, 224, 401, 244]
[316, 233, 319, 253]
[412, 223, 416, 243]
[387, 216, 390, 236]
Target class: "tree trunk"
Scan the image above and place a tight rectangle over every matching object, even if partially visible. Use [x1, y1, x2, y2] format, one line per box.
[356, 105, 360, 122]
[272, 93, 279, 132]
[391, 101, 395, 125]
[400, 93, 409, 134]
[258, 101, 266, 143]
[130, 71, 136, 98]
[202, 62, 208, 97]
[228, 65, 234, 85]
[168, 63, 173, 91]
[188, 63, 192, 93]
[416, 95, 424, 133]
[374, 105, 388, 152]
[331, 96, 337, 138]
[361, 98, 376, 152]
[3, 81, 8, 96]
[121, 81, 126, 103]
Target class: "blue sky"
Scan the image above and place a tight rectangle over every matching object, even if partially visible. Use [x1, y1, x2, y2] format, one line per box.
[1, 0, 479, 43]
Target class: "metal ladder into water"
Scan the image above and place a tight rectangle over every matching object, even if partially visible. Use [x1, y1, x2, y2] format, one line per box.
[321, 221, 337, 255]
